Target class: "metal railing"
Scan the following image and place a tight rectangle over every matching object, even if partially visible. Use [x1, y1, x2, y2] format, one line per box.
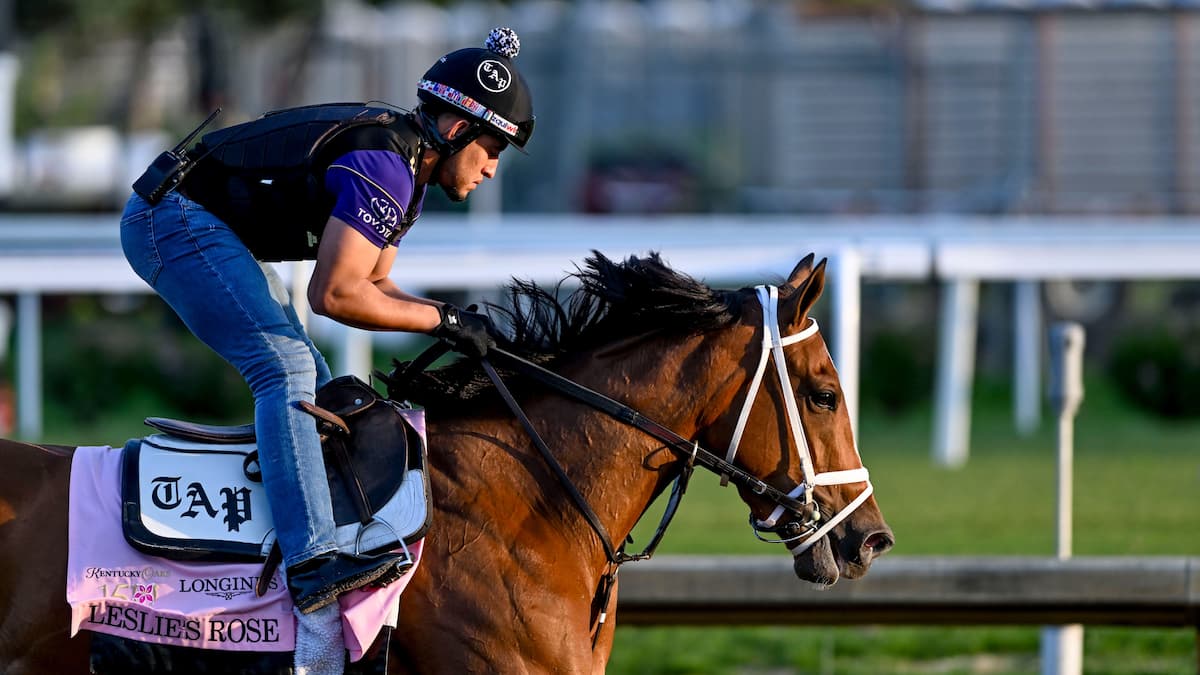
[616, 555, 1200, 629]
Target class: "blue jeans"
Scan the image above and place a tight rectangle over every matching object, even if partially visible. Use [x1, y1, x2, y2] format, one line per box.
[121, 192, 337, 568]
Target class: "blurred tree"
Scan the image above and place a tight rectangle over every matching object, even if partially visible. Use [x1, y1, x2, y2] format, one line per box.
[13, 0, 330, 42]
[10, 0, 392, 132]
[14, 0, 313, 130]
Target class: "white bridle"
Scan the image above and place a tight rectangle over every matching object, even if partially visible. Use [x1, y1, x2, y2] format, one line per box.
[722, 285, 875, 555]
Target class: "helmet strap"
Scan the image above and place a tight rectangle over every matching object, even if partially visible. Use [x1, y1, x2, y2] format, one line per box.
[415, 107, 485, 160]
[413, 108, 490, 200]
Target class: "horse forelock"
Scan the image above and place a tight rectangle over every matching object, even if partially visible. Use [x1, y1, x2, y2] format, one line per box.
[397, 252, 746, 404]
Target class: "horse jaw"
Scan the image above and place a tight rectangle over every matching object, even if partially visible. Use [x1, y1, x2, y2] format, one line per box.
[791, 536, 841, 588]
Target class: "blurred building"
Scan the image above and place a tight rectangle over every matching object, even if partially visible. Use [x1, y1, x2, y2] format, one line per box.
[7, 0, 1200, 215]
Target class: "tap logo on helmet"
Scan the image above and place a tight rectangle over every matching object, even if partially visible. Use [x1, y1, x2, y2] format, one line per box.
[477, 60, 511, 93]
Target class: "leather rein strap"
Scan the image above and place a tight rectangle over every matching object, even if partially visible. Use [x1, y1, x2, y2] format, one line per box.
[483, 346, 808, 516]
[478, 358, 622, 563]
[474, 349, 693, 644]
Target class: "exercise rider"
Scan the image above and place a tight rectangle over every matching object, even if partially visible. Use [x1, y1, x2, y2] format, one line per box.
[121, 27, 534, 615]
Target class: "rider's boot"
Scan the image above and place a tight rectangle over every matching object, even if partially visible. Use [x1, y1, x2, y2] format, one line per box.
[287, 550, 412, 614]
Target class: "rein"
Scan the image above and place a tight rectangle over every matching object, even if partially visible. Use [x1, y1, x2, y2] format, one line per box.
[478, 357, 623, 563]
[474, 348, 701, 641]
[481, 346, 809, 538]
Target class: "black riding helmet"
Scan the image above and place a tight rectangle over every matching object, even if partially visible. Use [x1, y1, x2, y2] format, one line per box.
[416, 27, 536, 155]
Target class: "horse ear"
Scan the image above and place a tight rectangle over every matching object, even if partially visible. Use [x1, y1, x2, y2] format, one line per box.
[782, 253, 817, 291]
[780, 257, 827, 329]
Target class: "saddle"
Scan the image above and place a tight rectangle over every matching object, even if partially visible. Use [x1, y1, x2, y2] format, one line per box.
[121, 375, 431, 563]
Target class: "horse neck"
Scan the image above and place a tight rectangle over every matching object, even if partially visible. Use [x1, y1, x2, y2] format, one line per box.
[530, 327, 751, 558]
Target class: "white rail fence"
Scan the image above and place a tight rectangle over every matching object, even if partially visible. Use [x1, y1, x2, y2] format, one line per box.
[4, 215, 1200, 466]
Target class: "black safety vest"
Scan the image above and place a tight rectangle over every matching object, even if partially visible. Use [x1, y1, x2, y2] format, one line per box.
[180, 103, 426, 261]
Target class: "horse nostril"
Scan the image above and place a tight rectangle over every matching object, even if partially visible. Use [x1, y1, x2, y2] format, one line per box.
[862, 531, 895, 558]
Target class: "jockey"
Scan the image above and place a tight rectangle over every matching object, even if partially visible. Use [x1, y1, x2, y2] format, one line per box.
[120, 27, 534, 620]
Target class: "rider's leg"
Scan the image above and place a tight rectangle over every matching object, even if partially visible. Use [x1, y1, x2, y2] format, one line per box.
[120, 192, 337, 565]
[258, 261, 333, 389]
[120, 193, 404, 613]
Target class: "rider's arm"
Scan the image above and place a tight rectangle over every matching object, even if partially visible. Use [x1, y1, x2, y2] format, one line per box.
[309, 148, 442, 333]
[307, 217, 441, 333]
[367, 246, 440, 306]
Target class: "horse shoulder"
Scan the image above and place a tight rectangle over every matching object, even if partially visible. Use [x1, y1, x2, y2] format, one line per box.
[389, 422, 604, 672]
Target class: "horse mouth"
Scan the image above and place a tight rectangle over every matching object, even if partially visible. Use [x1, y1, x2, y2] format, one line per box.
[792, 528, 895, 586]
[791, 536, 841, 587]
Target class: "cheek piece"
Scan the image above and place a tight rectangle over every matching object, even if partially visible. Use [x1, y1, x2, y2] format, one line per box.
[722, 285, 873, 556]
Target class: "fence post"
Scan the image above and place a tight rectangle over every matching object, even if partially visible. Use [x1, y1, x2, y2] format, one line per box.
[1040, 322, 1085, 675]
[0, 299, 11, 435]
[16, 292, 41, 440]
[933, 278, 978, 467]
[831, 247, 861, 439]
[290, 260, 312, 331]
[1014, 280, 1042, 435]
[0, 298, 10, 363]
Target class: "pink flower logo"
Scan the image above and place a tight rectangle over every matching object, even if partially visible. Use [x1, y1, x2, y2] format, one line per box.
[133, 583, 156, 605]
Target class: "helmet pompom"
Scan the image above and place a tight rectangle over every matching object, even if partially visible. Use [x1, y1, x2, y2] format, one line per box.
[485, 27, 520, 59]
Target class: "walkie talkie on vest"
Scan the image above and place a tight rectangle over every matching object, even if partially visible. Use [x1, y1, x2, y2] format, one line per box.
[132, 108, 221, 204]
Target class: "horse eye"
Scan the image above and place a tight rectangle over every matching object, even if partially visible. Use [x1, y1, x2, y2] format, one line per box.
[810, 390, 838, 410]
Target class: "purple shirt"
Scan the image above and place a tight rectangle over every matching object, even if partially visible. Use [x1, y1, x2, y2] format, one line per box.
[325, 150, 424, 248]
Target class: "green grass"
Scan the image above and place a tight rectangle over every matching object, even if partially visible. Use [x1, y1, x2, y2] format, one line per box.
[611, 376, 1200, 674]
[608, 625, 1196, 674]
[39, 386, 202, 447]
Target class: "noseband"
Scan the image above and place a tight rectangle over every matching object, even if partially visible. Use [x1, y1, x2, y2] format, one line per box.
[728, 286, 874, 554]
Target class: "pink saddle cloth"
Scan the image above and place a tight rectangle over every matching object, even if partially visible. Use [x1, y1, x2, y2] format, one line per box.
[67, 445, 422, 662]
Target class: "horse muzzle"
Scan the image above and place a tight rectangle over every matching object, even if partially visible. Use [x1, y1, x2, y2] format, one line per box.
[790, 535, 841, 586]
[790, 524, 896, 586]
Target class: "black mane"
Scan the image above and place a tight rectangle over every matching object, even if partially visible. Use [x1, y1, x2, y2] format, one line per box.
[388, 252, 742, 405]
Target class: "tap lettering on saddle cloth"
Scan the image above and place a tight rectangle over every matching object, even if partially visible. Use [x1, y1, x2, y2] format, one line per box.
[149, 476, 254, 532]
[121, 375, 431, 563]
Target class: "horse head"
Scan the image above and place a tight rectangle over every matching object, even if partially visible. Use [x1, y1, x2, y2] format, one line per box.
[393, 251, 892, 592]
[697, 254, 893, 586]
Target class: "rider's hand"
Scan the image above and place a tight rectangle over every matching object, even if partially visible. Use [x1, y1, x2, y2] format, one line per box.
[431, 304, 497, 358]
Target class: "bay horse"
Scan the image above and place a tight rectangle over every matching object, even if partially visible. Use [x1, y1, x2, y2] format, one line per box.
[0, 252, 892, 674]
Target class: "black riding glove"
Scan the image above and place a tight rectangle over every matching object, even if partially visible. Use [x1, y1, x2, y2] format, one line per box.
[432, 303, 496, 359]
